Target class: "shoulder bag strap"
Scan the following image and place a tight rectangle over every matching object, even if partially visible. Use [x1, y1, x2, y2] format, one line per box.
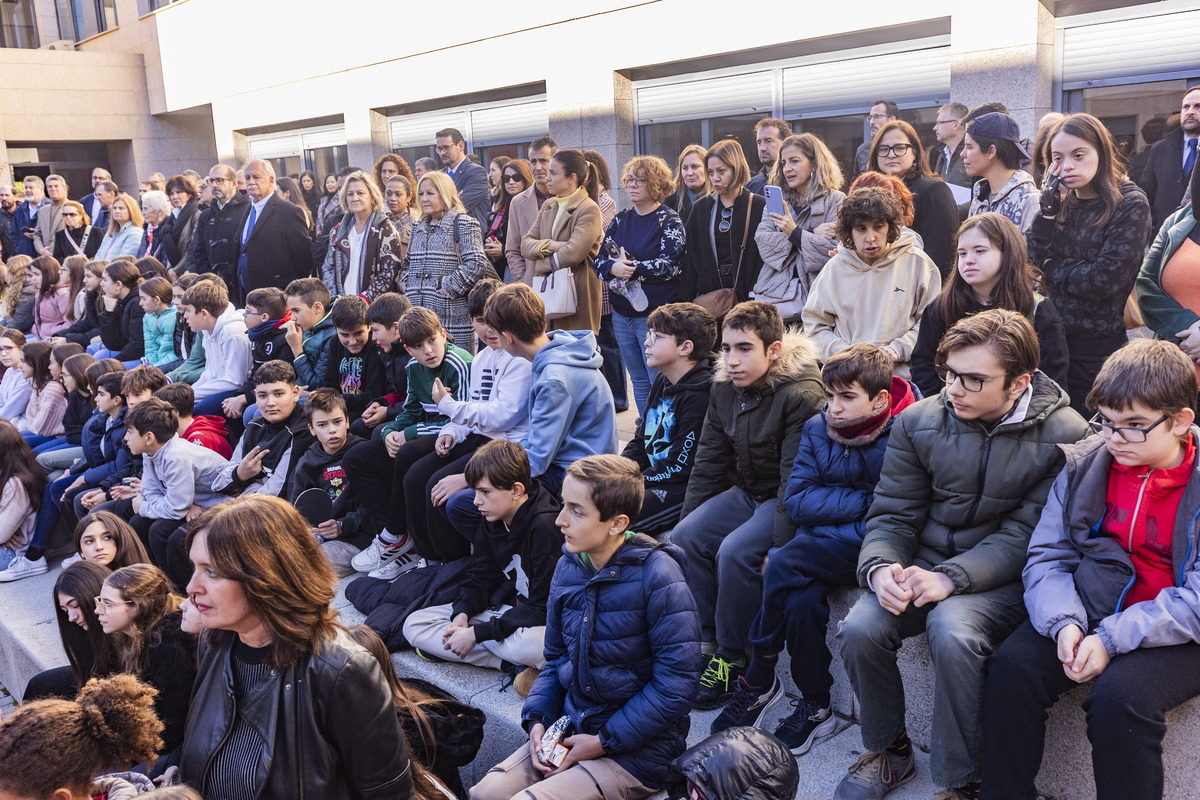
[730, 191, 753, 291]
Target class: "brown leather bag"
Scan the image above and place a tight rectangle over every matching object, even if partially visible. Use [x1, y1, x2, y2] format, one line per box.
[693, 194, 752, 320]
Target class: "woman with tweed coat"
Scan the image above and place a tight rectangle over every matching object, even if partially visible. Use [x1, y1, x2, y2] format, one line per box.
[320, 170, 405, 303]
[400, 171, 496, 353]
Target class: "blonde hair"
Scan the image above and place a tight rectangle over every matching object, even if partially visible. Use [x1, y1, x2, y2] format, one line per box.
[337, 170, 385, 216]
[770, 133, 845, 207]
[416, 171, 466, 219]
[107, 193, 144, 237]
[3, 255, 32, 318]
[672, 144, 712, 198]
[62, 199, 91, 227]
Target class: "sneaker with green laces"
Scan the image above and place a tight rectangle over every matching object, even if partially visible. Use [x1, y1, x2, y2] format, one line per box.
[693, 654, 743, 709]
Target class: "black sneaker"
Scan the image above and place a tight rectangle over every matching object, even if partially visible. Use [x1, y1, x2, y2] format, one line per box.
[710, 675, 783, 734]
[773, 699, 838, 755]
[694, 655, 744, 709]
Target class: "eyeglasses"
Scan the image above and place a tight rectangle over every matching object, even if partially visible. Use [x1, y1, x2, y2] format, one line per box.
[243, 309, 267, 318]
[876, 144, 913, 157]
[0, 345, 16, 353]
[210, 177, 230, 184]
[623, 176, 646, 188]
[434, 145, 455, 153]
[62, 211, 80, 217]
[867, 113, 891, 122]
[94, 596, 134, 610]
[503, 174, 524, 183]
[1088, 413, 1170, 443]
[935, 365, 1006, 393]
[934, 118, 960, 126]
[645, 330, 679, 347]
[718, 205, 733, 234]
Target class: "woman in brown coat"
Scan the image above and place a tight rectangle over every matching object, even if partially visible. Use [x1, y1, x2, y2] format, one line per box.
[520, 148, 604, 333]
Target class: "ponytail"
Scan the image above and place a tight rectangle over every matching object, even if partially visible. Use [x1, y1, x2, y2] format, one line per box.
[552, 149, 600, 204]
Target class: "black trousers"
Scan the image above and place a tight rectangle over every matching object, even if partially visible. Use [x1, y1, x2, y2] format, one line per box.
[981, 619, 1200, 800]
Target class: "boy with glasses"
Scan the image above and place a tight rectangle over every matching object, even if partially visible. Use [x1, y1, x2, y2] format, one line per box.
[832, 309, 1089, 800]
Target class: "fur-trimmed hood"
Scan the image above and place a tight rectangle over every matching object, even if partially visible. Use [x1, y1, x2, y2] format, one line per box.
[712, 328, 820, 390]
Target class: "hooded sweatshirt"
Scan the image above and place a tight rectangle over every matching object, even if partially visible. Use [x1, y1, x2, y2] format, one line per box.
[183, 415, 233, 459]
[192, 304, 251, 401]
[682, 332, 826, 546]
[212, 404, 313, 498]
[450, 479, 563, 643]
[801, 228, 942, 378]
[968, 169, 1040, 233]
[138, 435, 230, 520]
[436, 344, 531, 447]
[288, 433, 375, 550]
[521, 330, 618, 479]
[239, 311, 294, 404]
[623, 357, 715, 487]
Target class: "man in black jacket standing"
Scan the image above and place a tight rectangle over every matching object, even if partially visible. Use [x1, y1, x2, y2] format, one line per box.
[189, 164, 251, 296]
[1141, 87, 1200, 229]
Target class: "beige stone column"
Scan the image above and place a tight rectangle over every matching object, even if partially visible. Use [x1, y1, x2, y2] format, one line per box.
[546, 68, 635, 208]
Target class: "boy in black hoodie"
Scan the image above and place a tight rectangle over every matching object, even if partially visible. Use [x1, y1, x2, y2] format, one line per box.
[402, 440, 561, 675]
[353, 292, 412, 440]
[622, 302, 717, 536]
[288, 388, 375, 576]
[321, 295, 385, 419]
[224, 286, 294, 423]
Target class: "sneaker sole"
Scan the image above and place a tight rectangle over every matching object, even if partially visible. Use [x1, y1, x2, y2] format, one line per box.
[368, 558, 422, 580]
[0, 569, 47, 583]
[832, 759, 916, 800]
[786, 713, 840, 756]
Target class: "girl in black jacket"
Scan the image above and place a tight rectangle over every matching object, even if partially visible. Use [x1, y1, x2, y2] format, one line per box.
[1026, 112, 1153, 413]
[56, 260, 104, 348]
[95, 261, 145, 365]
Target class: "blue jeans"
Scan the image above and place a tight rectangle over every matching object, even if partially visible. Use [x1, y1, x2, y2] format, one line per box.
[193, 390, 238, 417]
[21, 432, 56, 449]
[32, 437, 72, 455]
[611, 313, 658, 418]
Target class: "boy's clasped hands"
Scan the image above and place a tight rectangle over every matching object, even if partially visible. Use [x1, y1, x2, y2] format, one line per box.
[873, 562, 956, 614]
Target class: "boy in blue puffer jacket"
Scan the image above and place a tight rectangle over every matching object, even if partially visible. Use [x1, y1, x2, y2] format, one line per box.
[711, 344, 916, 754]
[471, 454, 700, 800]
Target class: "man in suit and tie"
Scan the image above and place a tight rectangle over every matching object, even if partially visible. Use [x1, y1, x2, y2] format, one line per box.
[85, 181, 117, 233]
[79, 168, 112, 224]
[1141, 86, 1200, 230]
[505, 135, 557, 285]
[437, 127, 490, 232]
[235, 159, 314, 305]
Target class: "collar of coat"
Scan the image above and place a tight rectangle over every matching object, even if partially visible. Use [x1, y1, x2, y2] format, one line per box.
[712, 329, 819, 391]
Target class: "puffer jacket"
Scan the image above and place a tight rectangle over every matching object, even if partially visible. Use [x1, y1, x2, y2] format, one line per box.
[523, 535, 701, 789]
[858, 371, 1090, 594]
[1136, 202, 1198, 342]
[753, 189, 844, 305]
[667, 727, 799, 800]
[319, 210, 404, 302]
[180, 628, 414, 800]
[782, 377, 917, 546]
[1024, 430, 1200, 656]
[681, 332, 825, 547]
[78, 409, 130, 487]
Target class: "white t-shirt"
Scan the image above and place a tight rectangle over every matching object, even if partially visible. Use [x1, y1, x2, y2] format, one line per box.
[344, 224, 367, 296]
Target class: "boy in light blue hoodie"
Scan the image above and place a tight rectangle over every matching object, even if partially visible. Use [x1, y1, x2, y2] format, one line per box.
[485, 283, 617, 494]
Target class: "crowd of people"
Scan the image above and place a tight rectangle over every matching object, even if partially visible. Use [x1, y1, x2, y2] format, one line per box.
[1, 87, 1200, 800]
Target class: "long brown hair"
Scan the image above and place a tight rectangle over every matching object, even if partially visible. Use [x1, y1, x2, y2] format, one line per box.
[54, 561, 117, 685]
[0, 674, 164, 798]
[62, 254, 87, 321]
[1047, 112, 1127, 228]
[103, 564, 183, 674]
[29, 255, 61, 303]
[186, 496, 339, 670]
[868, 119, 933, 183]
[935, 213, 1039, 325]
[0, 418, 47, 513]
[672, 144, 712, 200]
[75, 510, 151, 570]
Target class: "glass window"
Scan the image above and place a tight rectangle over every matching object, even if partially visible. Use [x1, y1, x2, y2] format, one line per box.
[0, 0, 39, 48]
[305, 145, 348, 181]
[639, 114, 765, 175]
[397, 145, 435, 169]
[268, 156, 303, 181]
[476, 143, 525, 166]
[794, 114, 866, 181]
[1067, 79, 1196, 169]
[57, 0, 118, 42]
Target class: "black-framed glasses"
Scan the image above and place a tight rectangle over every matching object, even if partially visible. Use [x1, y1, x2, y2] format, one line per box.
[935, 365, 1006, 393]
[876, 144, 912, 157]
[503, 174, 524, 184]
[718, 205, 733, 234]
[1088, 413, 1170, 443]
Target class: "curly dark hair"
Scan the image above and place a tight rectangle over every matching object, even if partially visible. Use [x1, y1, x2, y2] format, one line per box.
[834, 187, 905, 249]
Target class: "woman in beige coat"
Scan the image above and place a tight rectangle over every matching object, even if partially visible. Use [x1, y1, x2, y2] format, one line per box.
[520, 148, 604, 333]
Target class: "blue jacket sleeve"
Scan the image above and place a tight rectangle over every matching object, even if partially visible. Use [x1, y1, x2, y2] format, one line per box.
[521, 378, 574, 479]
[783, 421, 874, 529]
[522, 557, 570, 730]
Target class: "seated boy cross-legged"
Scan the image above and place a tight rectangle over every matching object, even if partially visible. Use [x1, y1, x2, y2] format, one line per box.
[470, 454, 700, 800]
[403, 440, 560, 676]
[673, 300, 825, 708]
[982, 340, 1200, 800]
[711, 343, 917, 753]
[833, 309, 1089, 800]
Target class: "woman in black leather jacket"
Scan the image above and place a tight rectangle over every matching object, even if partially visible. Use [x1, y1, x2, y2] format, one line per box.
[179, 495, 414, 800]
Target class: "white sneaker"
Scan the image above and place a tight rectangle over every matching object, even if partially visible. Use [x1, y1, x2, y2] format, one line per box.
[368, 552, 422, 580]
[60, 553, 82, 569]
[351, 534, 412, 573]
[0, 555, 48, 582]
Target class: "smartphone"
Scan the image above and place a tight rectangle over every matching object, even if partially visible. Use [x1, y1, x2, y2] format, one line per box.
[764, 185, 785, 219]
[21, 227, 34, 234]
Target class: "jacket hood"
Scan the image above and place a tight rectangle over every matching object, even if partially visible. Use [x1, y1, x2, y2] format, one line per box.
[661, 356, 716, 398]
[610, 533, 689, 575]
[188, 414, 229, 440]
[212, 303, 245, 336]
[532, 330, 603, 376]
[939, 370, 1071, 432]
[713, 329, 820, 390]
[974, 169, 1037, 204]
[838, 227, 919, 273]
[889, 375, 919, 415]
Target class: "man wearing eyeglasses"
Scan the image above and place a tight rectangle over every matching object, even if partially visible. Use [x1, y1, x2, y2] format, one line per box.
[929, 102, 973, 192]
[851, 99, 898, 183]
[436, 127, 490, 232]
[188, 164, 252, 295]
[832, 309, 1089, 800]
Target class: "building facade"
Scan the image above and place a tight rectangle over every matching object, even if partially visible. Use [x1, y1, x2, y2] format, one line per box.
[0, 0, 1197, 198]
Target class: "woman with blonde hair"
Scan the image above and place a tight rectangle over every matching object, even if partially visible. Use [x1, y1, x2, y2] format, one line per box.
[53, 201, 103, 260]
[665, 143, 711, 223]
[681, 139, 765, 306]
[96, 192, 145, 260]
[1, 253, 34, 333]
[402, 170, 494, 352]
[320, 170, 405, 303]
[180, 495, 414, 800]
[520, 148, 605, 333]
[754, 133, 846, 322]
[96, 563, 193, 762]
